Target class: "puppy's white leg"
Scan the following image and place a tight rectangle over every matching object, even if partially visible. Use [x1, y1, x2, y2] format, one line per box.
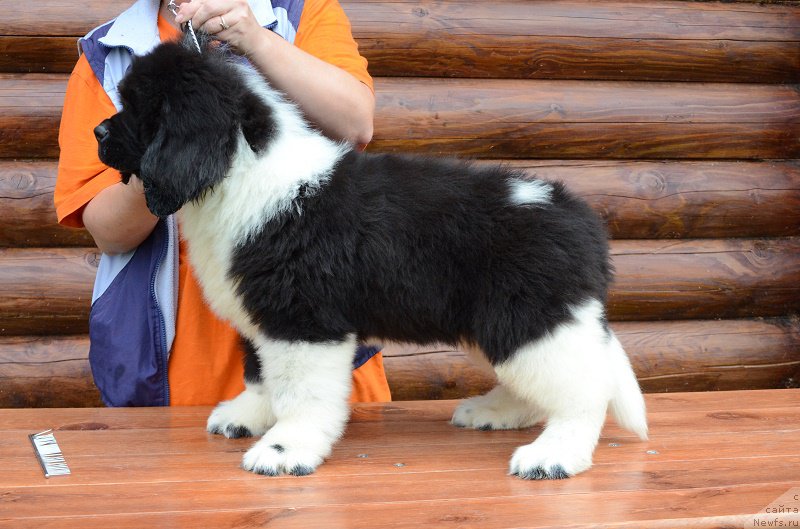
[497, 300, 616, 479]
[452, 344, 544, 430]
[452, 385, 545, 430]
[241, 336, 356, 476]
[207, 382, 275, 438]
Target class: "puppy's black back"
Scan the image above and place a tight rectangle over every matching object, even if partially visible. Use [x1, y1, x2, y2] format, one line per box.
[229, 151, 611, 364]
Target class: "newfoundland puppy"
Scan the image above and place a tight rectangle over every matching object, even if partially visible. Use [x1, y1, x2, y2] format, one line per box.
[95, 35, 647, 479]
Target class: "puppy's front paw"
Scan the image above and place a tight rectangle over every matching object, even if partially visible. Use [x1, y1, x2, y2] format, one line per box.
[207, 388, 274, 439]
[508, 437, 592, 480]
[241, 426, 332, 477]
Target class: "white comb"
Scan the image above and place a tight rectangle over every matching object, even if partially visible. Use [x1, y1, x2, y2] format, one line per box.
[29, 429, 71, 478]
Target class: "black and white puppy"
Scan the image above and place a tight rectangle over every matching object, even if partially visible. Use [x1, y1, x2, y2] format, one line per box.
[95, 37, 647, 479]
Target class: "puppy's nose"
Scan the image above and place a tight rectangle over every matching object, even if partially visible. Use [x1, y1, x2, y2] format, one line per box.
[94, 122, 110, 142]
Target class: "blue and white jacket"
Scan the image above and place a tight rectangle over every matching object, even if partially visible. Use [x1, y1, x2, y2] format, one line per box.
[81, 0, 377, 407]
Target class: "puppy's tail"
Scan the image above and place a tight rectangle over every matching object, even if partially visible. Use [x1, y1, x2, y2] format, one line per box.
[608, 332, 648, 440]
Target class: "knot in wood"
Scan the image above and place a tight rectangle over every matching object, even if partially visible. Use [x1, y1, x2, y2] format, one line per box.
[86, 252, 101, 268]
[635, 170, 667, 198]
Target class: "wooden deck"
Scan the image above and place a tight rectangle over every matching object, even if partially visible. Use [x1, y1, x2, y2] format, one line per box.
[2, 389, 799, 528]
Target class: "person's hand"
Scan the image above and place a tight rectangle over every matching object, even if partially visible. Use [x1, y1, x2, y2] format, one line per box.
[174, 0, 264, 55]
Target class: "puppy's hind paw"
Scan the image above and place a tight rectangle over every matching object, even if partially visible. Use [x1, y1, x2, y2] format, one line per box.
[451, 388, 543, 431]
[513, 463, 571, 480]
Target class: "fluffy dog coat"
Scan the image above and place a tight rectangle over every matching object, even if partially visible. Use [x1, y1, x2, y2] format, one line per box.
[95, 37, 648, 479]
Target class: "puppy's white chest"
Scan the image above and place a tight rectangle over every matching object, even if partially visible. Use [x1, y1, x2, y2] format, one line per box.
[177, 206, 259, 339]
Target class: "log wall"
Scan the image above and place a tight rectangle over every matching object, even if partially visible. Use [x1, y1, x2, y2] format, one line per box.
[0, 0, 798, 407]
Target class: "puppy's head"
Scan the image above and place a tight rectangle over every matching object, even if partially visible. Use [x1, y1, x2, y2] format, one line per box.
[95, 34, 276, 217]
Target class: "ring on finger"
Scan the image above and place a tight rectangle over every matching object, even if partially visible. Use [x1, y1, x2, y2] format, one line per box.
[219, 15, 230, 30]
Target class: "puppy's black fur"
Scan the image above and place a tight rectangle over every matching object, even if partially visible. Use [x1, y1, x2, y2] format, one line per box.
[231, 152, 611, 364]
[97, 38, 612, 366]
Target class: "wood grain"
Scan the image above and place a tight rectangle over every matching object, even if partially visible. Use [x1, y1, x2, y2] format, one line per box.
[3, 426, 797, 469]
[0, 247, 97, 335]
[3, 388, 798, 429]
[4, 75, 799, 160]
[350, 0, 800, 82]
[4, 456, 800, 518]
[0, 335, 101, 408]
[3, 1, 798, 82]
[0, 160, 94, 247]
[507, 160, 800, 239]
[370, 78, 800, 159]
[609, 238, 800, 320]
[0, 74, 64, 159]
[5, 0, 796, 37]
[0, 488, 793, 529]
[0, 0, 124, 36]
[0, 391, 798, 528]
[0, 36, 79, 74]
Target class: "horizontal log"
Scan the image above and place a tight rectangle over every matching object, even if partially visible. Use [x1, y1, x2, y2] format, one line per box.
[610, 238, 800, 321]
[510, 160, 800, 239]
[2, 0, 122, 36]
[2, 1, 798, 83]
[369, 78, 800, 159]
[381, 319, 800, 400]
[0, 335, 102, 407]
[0, 247, 97, 335]
[0, 160, 94, 246]
[3, 159, 798, 247]
[2, 318, 797, 406]
[0, 36, 79, 74]
[5, 75, 798, 159]
[0, 0, 797, 36]
[0, 74, 64, 159]
[350, 0, 800, 83]
[1, 239, 798, 335]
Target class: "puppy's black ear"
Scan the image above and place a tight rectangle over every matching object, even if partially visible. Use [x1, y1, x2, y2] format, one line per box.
[139, 97, 236, 218]
[240, 90, 275, 153]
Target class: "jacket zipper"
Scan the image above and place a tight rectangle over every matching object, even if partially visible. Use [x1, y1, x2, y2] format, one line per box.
[151, 220, 171, 406]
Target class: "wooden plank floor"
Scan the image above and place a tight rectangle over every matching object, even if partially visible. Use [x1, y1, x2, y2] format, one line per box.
[1, 389, 798, 528]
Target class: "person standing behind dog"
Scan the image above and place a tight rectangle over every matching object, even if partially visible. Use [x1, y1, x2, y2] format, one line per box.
[54, 0, 391, 406]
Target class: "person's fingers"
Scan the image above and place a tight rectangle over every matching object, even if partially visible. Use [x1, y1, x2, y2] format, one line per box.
[175, 0, 258, 49]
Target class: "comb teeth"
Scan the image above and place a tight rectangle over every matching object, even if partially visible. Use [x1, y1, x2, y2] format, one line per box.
[167, 0, 202, 54]
[185, 21, 202, 54]
[29, 429, 71, 478]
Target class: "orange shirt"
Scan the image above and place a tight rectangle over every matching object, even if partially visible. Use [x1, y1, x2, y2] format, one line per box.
[55, 0, 390, 405]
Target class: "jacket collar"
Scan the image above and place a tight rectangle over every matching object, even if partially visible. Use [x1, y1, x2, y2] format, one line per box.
[98, 0, 278, 55]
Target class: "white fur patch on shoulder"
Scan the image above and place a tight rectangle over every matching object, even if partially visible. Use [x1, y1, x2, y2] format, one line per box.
[509, 179, 552, 207]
